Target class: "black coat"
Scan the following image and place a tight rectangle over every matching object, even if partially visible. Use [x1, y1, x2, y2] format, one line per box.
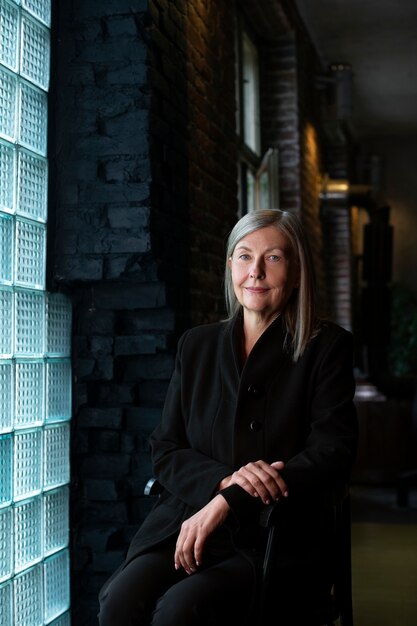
[126, 313, 358, 582]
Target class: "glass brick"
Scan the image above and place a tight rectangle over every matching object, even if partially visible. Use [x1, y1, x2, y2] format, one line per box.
[15, 360, 44, 429]
[0, 66, 18, 141]
[17, 148, 48, 222]
[18, 79, 47, 155]
[14, 497, 42, 572]
[0, 434, 13, 507]
[0, 508, 13, 582]
[0, 0, 20, 71]
[0, 580, 13, 625]
[48, 610, 71, 626]
[46, 360, 71, 423]
[0, 212, 14, 284]
[0, 138, 16, 214]
[46, 293, 72, 357]
[22, 0, 51, 28]
[43, 487, 69, 556]
[15, 218, 46, 289]
[13, 563, 43, 625]
[0, 287, 13, 356]
[43, 550, 70, 623]
[14, 289, 45, 356]
[20, 12, 50, 90]
[43, 423, 70, 490]
[14, 429, 42, 500]
[0, 360, 13, 433]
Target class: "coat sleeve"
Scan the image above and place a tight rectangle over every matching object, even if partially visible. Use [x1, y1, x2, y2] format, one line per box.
[150, 330, 234, 510]
[279, 328, 358, 495]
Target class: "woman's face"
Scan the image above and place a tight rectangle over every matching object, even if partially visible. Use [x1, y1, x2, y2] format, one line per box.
[229, 225, 299, 322]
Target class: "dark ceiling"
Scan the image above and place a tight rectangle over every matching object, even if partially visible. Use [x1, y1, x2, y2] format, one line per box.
[294, 0, 417, 140]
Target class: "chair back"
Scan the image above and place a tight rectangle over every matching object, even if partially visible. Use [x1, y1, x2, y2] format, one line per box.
[258, 488, 354, 626]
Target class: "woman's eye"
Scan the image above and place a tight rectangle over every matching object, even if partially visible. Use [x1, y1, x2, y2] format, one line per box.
[238, 254, 250, 261]
[268, 255, 281, 262]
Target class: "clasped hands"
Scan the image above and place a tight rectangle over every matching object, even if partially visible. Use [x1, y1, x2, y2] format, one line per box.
[174, 460, 288, 574]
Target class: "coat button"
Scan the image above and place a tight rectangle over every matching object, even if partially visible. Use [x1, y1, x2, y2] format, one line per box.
[250, 420, 262, 432]
[247, 384, 263, 397]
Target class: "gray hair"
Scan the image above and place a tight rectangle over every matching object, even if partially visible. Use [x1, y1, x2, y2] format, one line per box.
[224, 209, 317, 361]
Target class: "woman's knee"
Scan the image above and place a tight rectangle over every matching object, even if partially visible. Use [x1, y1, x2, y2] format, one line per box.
[98, 586, 148, 626]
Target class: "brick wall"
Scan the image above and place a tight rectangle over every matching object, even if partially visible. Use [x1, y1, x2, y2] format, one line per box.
[260, 35, 302, 213]
[50, 2, 167, 622]
[149, 0, 238, 328]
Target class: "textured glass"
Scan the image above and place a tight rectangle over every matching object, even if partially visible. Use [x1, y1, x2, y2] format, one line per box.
[15, 360, 44, 429]
[1, 4, 71, 623]
[18, 80, 47, 155]
[44, 550, 70, 623]
[14, 497, 42, 572]
[22, 0, 50, 27]
[43, 423, 70, 490]
[0, 212, 14, 283]
[0, 0, 20, 71]
[43, 487, 69, 556]
[46, 293, 72, 356]
[15, 218, 46, 288]
[0, 508, 13, 582]
[0, 361, 13, 433]
[0, 288, 13, 356]
[46, 360, 71, 423]
[0, 580, 13, 625]
[14, 289, 44, 356]
[0, 434, 13, 507]
[17, 149, 48, 221]
[20, 13, 50, 90]
[49, 611, 71, 626]
[14, 429, 42, 500]
[0, 67, 18, 141]
[0, 139, 16, 213]
[13, 563, 43, 625]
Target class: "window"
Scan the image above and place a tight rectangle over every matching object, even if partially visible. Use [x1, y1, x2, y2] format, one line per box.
[236, 21, 279, 215]
[0, 1, 72, 624]
[241, 30, 260, 155]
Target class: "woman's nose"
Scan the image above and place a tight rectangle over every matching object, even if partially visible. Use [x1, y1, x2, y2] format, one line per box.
[249, 259, 265, 279]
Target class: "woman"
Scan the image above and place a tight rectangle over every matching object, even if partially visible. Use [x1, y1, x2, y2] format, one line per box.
[98, 209, 358, 625]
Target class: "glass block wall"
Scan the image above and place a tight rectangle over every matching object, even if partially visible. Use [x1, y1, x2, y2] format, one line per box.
[0, 1, 72, 624]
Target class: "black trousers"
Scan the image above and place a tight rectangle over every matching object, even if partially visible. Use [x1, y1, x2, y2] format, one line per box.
[98, 536, 255, 626]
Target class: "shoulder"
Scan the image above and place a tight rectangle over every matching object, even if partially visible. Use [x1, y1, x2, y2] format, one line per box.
[177, 319, 230, 355]
[306, 319, 354, 363]
[315, 319, 353, 343]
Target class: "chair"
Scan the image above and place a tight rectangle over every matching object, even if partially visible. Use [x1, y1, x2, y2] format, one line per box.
[144, 479, 354, 626]
[258, 487, 353, 626]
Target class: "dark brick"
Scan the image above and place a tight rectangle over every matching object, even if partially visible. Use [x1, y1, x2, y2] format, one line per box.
[78, 407, 123, 429]
[93, 283, 166, 309]
[81, 454, 130, 478]
[78, 525, 119, 551]
[92, 550, 125, 573]
[125, 407, 162, 433]
[114, 333, 167, 355]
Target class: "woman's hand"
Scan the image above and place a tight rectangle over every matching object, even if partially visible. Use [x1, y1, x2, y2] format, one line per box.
[219, 460, 288, 505]
[174, 494, 230, 575]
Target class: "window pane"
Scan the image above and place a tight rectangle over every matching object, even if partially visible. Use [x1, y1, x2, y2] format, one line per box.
[242, 31, 260, 154]
[246, 167, 256, 213]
